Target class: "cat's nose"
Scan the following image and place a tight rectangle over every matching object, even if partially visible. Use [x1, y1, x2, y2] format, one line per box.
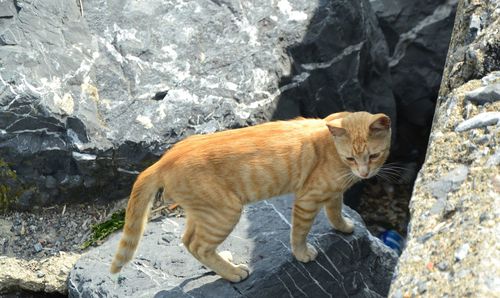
[359, 172, 369, 178]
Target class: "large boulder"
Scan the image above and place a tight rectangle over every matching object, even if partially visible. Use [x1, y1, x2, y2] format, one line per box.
[0, 0, 303, 207]
[68, 195, 398, 297]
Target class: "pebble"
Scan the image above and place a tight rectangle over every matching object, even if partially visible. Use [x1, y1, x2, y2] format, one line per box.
[417, 280, 428, 294]
[475, 135, 489, 145]
[479, 212, 489, 223]
[34, 243, 43, 253]
[455, 112, 500, 132]
[36, 270, 45, 278]
[417, 232, 434, 243]
[437, 261, 449, 271]
[454, 243, 470, 262]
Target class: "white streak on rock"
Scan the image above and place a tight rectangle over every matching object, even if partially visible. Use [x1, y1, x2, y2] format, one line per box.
[277, 275, 294, 298]
[72, 152, 97, 161]
[389, 0, 457, 67]
[277, 240, 332, 297]
[117, 168, 140, 175]
[264, 201, 291, 227]
[301, 41, 365, 71]
[283, 269, 309, 297]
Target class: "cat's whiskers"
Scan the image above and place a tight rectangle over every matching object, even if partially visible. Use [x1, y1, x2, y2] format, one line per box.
[375, 168, 402, 183]
[339, 172, 357, 190]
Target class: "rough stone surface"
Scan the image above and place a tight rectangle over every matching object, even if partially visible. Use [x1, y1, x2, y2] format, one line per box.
[0, 253, 80, 294]
[68, 195, 398, 297]
[389, 0, 500, 296]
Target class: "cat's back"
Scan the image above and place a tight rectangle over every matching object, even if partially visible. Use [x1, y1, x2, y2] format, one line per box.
[162, 118, 327, 164]
[181, 118, 324, 145]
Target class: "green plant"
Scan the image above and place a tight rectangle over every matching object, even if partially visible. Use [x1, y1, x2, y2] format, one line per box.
[81, 209, 126, 249]
[0, 159, 20, 212]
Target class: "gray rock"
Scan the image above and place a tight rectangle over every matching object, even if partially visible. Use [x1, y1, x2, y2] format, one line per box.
[455, 112, 500, 132]
[417, 280, 427, 294]
[465, 83, 500, 105]
[68, 195, 398, 297]
[426, 164, 469, 200]
[437, 261, 449, 271]
[33, 243, 43, 253]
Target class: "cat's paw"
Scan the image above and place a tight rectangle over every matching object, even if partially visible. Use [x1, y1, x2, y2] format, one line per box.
[224, 264, 250, 283]
[336, 217, 354, 234]
[293, 243, 318, 263]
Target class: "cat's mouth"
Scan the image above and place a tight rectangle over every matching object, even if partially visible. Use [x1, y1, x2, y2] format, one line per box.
[353, 170, 378, 179]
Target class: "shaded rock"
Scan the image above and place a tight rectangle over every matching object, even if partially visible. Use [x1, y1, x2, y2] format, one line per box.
[68, 195, 398, 297]
[272, 0, 396, 126]
[370, 0, 457, 160]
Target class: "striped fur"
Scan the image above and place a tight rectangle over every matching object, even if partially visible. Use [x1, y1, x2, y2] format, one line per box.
[110, 111, 391, 282]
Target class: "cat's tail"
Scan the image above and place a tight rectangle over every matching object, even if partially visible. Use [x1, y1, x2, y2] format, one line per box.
[110, 163, 162, 274]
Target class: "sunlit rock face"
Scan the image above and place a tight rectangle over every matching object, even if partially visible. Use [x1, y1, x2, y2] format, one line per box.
[68, 196, 398, 297]
[0, 0, 318, 206]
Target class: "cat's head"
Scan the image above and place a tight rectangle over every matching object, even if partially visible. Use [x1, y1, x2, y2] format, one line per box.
[326, 112, 391, 179]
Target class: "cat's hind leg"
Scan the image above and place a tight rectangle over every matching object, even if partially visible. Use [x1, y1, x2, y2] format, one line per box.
[324, 193, 354, 234]
[182, 204, 249, 282]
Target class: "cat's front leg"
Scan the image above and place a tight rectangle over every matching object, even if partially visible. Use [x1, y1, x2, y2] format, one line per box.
[324, 193, 354, 234]
[290, 198, 322, 263]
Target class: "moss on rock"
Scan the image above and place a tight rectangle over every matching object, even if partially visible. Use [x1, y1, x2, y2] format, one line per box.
[0, 159, 21, 213]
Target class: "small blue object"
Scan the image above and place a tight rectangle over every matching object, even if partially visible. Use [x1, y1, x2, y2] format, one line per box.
[379, 230, 405, 255]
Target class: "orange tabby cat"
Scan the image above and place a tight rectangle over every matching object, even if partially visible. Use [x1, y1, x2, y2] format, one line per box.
[110, 111, 391, 282]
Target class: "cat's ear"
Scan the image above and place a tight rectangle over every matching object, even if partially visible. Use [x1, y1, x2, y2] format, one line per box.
[369, 114, 391, 134]
[326, 119, 346, 137]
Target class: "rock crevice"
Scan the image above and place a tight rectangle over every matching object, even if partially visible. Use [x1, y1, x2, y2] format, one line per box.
[389, 0, 500, 296]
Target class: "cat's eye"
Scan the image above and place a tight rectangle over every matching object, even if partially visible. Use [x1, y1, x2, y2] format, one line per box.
[369, 153, 380, 160]
[346, 157, 355, 162]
